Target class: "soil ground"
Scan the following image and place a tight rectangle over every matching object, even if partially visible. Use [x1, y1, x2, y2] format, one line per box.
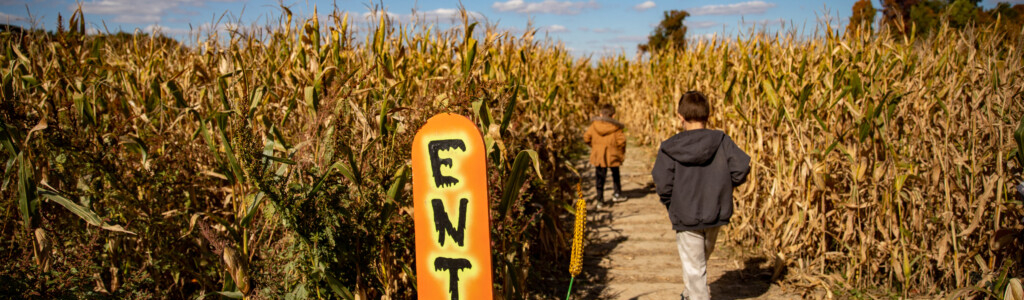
[568, 143, 805, 300]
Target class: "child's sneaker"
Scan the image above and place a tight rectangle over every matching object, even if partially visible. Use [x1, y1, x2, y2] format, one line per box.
[610, 193, 628, 203]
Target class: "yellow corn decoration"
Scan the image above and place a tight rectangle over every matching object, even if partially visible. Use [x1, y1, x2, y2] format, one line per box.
[569, 184, 586, 277]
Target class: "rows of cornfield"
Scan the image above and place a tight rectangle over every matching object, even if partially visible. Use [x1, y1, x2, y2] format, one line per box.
[606, 23, 1024, 297]
[0, 8, 596, 299]
[1, 7, 1022, 299]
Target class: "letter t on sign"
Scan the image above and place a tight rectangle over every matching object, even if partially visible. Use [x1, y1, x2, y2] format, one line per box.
[434, 257, 472, 300]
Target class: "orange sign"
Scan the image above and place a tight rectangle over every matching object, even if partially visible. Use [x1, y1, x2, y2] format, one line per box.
[412, 114, 493, 300]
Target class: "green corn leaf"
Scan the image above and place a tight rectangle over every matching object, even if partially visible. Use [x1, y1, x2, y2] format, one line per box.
[0, 121, 20, 155]
[261, 153, 296, 165]
[73, 93, 95, 125]
[304, 85, 317, 112]
[37, 183, 134, 234]
[545, 86, 559, 108]
[207, 214, 242, 244]
[1015, 115, 1024, 166]
[858, 102, 876, 142]
[330, 159, 359, 187]
[497, 150, 542, 221]
[499, 79, 519, 135]
[239, 192, 265, 228]
[20, 75, 38, 88]
[11, 45, 29, 65]
[247, 86, 265, 117]
[524, 149, 543, 182]
[121, 135, 149, 164]
[17, 154, 37, 230]
[165, 80, 187, 108]
[463, 37, 477, 75]
[217, 77, 232, 110]
[796, 84, 812, 119]
[2, 156, 14, 191]
[761, 80, 780, 107]
[821, 138, 841, 159]
[323, 272, 354, 300]
[379, 98, 391, 136]
[561, 201, 575, 214]
[146, 77, 161, 113]
[373, 15, 385, 54]
[387, 165, 410, 204]
[214, 291, 243, 299]
[484, 135, 497, 158]
[194, 117, 223, 164]
[723, 74, 737, 104]
[219, 134, 244, 182]
[471, 99, 493, 130]
[346, 145, 362, 186]
[308, 169, 333, 198]
[3, 72, 14, 101]
[466, 22, 477, 41]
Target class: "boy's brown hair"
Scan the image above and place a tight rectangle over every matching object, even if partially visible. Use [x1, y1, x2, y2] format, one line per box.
[677, 91, 709, 123]
[599, 104, 616, 117]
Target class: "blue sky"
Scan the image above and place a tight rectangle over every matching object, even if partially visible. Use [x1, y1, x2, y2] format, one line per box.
[1, 0, 1019, 57]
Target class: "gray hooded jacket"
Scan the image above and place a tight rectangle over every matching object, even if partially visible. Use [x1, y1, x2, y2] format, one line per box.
[651, 129, 751, 231]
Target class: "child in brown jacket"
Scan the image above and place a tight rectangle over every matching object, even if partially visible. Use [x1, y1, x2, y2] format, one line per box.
[584, 104, 628, 205]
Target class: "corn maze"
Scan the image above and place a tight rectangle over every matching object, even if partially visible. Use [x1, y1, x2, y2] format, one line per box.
[1, 6, 1022, 299]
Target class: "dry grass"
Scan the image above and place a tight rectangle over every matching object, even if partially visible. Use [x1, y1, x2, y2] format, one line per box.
[604, 22, 1024, 297]
[1, 6, 1021, 298]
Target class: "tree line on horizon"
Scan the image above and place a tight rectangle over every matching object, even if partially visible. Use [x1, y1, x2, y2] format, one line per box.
[641, 0, 1024, 53]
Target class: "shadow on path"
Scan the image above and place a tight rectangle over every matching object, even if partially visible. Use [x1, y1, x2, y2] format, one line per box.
[619, 183, 656, 200]
[709, 257, 780, 300]
[575, 235, 628, 299]
[571, 181, 658, 299]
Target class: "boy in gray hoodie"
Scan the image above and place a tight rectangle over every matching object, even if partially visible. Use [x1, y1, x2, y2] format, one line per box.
[651, 91, 751, 300]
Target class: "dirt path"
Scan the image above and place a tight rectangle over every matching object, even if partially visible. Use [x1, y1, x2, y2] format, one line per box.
[570, 144, 802, 300]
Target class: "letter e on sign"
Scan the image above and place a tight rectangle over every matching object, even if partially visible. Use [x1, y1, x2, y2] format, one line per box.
[412, 114, 493, 300]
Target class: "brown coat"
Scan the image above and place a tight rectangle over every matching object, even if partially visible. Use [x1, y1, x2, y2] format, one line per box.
[584, 116, 626, 167]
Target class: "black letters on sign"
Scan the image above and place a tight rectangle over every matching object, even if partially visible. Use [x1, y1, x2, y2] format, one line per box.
[428, 139, 466, 188]
[431, 198, 467, 247]
[434, 257, 472, 300]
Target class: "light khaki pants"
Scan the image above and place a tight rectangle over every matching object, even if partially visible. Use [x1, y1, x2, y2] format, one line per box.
[676, 226, 721, 300]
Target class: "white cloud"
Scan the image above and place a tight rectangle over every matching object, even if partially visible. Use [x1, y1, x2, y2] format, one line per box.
[362, 11, 400, 21]
[144, 22, 241, 36]
[491, 25, 522, 33]
[580, 27, 622, 33]
[414, 8, 485, 22]
[0, 11, 25, 23]
[361, 9, 484, 23]
[690, 32, 719, 41]
[145, 24, 187, 35]
[688, 1, 776, 16]
[77, 0, 236, 24]
[684, 20, 719, 29]
[492, 0, 599, 15]
[742, 18, 785, 26]
[634, 1, 656, 11]
[610, 35, 646, 43]
[544, 24, 568, 32]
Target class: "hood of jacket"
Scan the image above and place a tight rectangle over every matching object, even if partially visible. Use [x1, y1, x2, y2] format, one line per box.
[659, 129, 725, 165]
[591, 116, 624, 136]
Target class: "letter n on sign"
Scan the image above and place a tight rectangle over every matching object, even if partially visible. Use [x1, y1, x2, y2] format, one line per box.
[412, 114, 493, 300]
